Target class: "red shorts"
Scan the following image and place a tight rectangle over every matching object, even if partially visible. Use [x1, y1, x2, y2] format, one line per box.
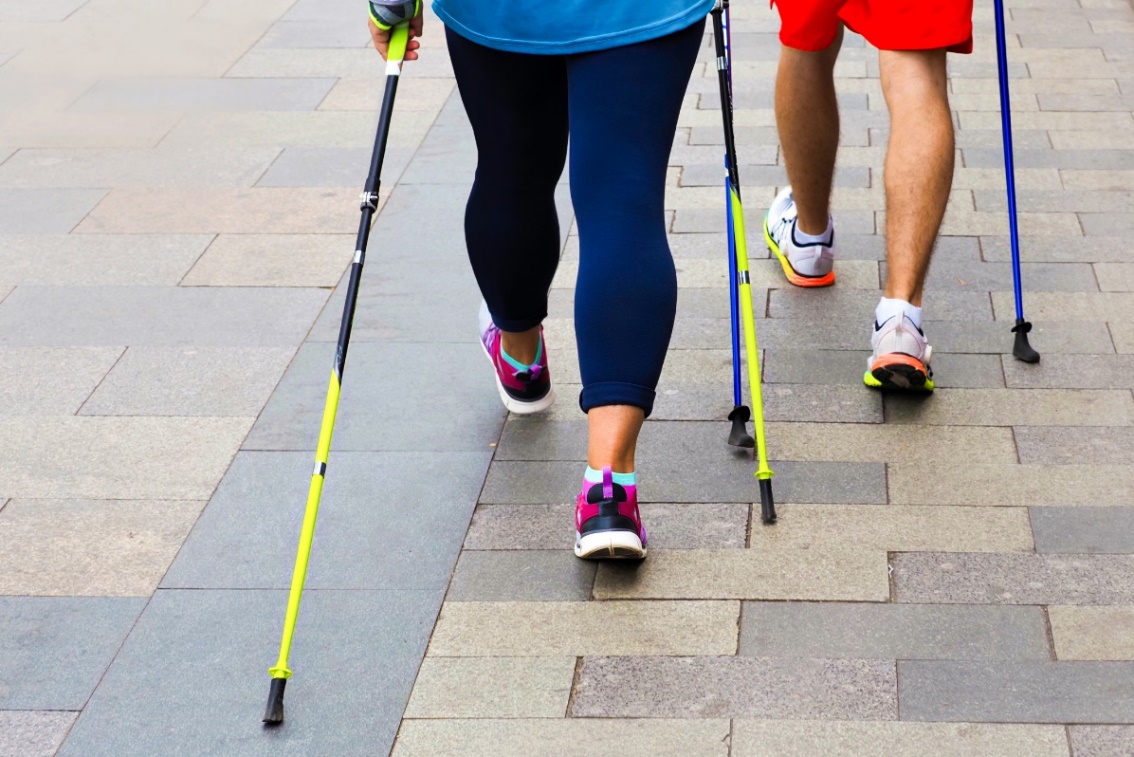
[772, 0, 974, 54]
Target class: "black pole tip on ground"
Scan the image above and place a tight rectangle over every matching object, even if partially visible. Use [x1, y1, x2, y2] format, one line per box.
[758, 478, 777, 524]
[263, 678, 287, 725]
[727, 406, 755, 448]
[1012, 318, 1040, 364]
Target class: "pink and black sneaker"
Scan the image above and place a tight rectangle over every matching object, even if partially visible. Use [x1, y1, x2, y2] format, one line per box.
[478, 301, 554, 414]
[575, 466, 647, 560]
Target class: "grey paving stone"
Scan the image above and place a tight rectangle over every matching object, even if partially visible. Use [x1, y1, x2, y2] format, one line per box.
[0, 596, 144, 709]
[1031, 507, 1134, 554]
[680, 164, 870, 189]
[976, 189, 1134, 214]
[1049, 606, 1134, 662]
[0, 234, 210, 285]
[182, 233, 353, 288]
[1003, 354, 1134, 389]
[0, 0, 86, 20]
[227, 46, 455, 80]
[898, 660, 1134, 724]
[72, 77, 337, 112]
[259, 19, 369, 48]
[0, 347, 121, 415]
[0, 711, 78, 757]
[962, 148, 1134, 170]
[833, 235, 982, 262]
[893, 553, 1134, 605]
[82, 347, 294, 416]
[161, 110, 389, 149]
[884, 388, 1133, 427]
[399, 124, 478, 185]
[480, 460, 886, 504]
[571, 656, 896, 719]
[463, 503, 748, 551]
[1080, 214, 1134, 237]
[1070, 726, 1134, 757]
[739, 602, 1050, 660]
[769, 289, 992, 322]
[1016, 426, 1134, 465]
[245, 342, 504, 451]
[0, 147, 281, 189]
[57, 589, 440, 757]
[0, 189, 105, 233]
[403, 657, 575, 719]
[257, 146, 415, 188]
[981, 235, 1132, 264]
[765, 349, 1005, 388]
[888, 462, 1133, 507]
[919, 320, 1114, 355]
[446, 550, 595, 601]
[162, 450, 492, 591]
[902, 259, 1100, 293]
[1096, 263, 1134, 293]
[0, 286, 328, 347]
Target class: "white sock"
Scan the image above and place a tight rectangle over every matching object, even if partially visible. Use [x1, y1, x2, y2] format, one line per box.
[793, 217, 833, 245]
[875, 297, 922, 330]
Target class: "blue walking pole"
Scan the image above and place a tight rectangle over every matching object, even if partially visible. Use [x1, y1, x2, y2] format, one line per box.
[993, 0, 1040, 363]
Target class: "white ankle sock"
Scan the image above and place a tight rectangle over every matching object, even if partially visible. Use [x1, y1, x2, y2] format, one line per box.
[793, 217, 833, 245]
[875, 297, 922, 330]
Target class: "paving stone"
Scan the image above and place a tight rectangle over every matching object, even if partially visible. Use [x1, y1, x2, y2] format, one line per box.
[992, 291, 1134, 322]
[57, 589, 440, 757]
[72, 77, 337, 111]
[163, 450, 491, 591]
[259, 19, 369, 48]
[919, 320, 1115, 355]
[765, 349, 1004, 388]
[1016, 427, 1134, 465]
[0, 234, 210, 285]
[0, 147, 280, 188]
[319, 76, 455, 112]
[1049, 607, 1134, 661]
[181, 233, 352, 287]
[403, 657, 574, 718]
[0, 712, 78, 757]
[446, 551, 595, 601]
[246, 342, 502, 451]
[1080, 213, 1134, 237]
[392, 719, 730, 757]
[571, 656, 896, 720]
[0, 189, 105, 233]
[898, 660, 1134, 723]
[427, 600, 738, 656]
[739, 602, 1050, 660]
[0, 416, 251, 499]
[731, 720, 1069, 757]
[1069, 726, 1134, 757]
[256, 146, 415, 188]
[0, 596, 144, 709]
[551, 257, 880, 291]
[963, 148, 1134, 171]
[1062, 170, 1134, 191]
[0, 0, 87, 21]
[0, 110, 179, 149]
[764, 421, 1017, 463]
[1032, 507, 1134, 554]
[0, 286, 327, 347]
[75, 187, 359, 234]
[748, 505, 1033, 553]
[593, 547, 889, 601]
[0, 498, 204, 596]
[161, 111, 401, 149]
[0, 347, 121, 415]
[981, 235, 1133, 264]
[885, 388, 1133, 426]
[1002, 353, 1134, 389]
[888, 462, 1134, 506]
[906, 259, 1099, 293]
[1095, 263, 1134, 292]
[893, 553, 1134, 605]
[1113, 320, 1134, 354]
[227, 47, 455, 80]
[82, 347, 294, 416]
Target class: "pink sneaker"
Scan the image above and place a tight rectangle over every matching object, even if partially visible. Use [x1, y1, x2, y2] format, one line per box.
[478, 301, 554, 414]
[574, 466, 647, 560]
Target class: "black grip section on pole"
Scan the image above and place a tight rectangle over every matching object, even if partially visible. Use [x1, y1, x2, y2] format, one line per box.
[759, 478, 777, 524]
[728, 405, 755, 448]
[1012, 318, 1040, 363]
[710, 8, 741, 195]
[263, 678, 287, 725]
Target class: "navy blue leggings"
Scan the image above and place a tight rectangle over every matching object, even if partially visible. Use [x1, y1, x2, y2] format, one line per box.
[447, 21, 704, 416]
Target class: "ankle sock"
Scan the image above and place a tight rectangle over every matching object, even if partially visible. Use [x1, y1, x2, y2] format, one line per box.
[876, 297, 922, 330]
[792, 217, 834, 246]
[584, 466, 636, 487]
[500, 337, 542, 372]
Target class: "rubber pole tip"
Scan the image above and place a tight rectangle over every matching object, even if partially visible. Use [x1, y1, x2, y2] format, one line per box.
[758, 478, 777, 524]
[1012, 319, 1040, 364]
[727, 406, 755, 448]
[263, 678, 287, 725]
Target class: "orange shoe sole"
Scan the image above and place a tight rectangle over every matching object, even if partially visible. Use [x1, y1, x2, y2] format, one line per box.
[864, 353, 935, 391]
[764, 218, 836, 287]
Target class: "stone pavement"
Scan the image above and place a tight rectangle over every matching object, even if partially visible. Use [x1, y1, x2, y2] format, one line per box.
[2, 0, 1133, 754]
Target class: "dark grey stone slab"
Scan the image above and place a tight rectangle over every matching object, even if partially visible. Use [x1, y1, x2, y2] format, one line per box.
[0, 711, 77, 757]
[162, 450, 492, 590]
[58, 589, 440, 757]
[765, 350, 1005, 388]
[0, 286, 328, 347]
[71, 78, 337, 112]
[259, 20, 369, 48]
[257, 146, 416, 188]
[1016, 426, 1134, 465]
[571, 656, 896, 719]
[1070, 726, 1134, 757]
[480, 460, 886, 505]
[893, 553, 1134, 605]
[1031, 508, 1134, 554]
[245, 342, 504, 452]
[0, 189, 105, 233]
[898, 660, 1134, 724]
[446, 550, 596, 601]
[963, 149, 1134, 170]
[0, 597, 145, 709]
[1003, 354, 1134, 389]
[769, 289, 992, 322]
[739, 602, 1050, 660]
[892, 259, 1100, 293]
[400, 124, 478, 185]
[920, 320, 1114, 355]
[981, 235, 1134, 264]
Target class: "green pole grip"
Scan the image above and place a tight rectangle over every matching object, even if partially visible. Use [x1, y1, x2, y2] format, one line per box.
[387, 22, 410, 64]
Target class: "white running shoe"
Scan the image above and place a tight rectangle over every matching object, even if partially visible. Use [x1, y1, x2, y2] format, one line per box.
[864, 313, 935, 391]
[763, 185, 836, 287]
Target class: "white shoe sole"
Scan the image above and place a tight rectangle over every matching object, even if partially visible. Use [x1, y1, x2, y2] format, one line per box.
[478, 306, 555, 415]
[574, 530, 647, 560]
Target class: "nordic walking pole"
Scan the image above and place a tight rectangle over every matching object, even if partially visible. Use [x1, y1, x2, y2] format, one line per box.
[711, 0, 776, 523]
[993, 0, 1040, 363]
[262, 13, 413, 726]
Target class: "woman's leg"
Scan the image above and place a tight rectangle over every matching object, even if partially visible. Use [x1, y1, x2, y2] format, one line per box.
[446, 28, 568, 363]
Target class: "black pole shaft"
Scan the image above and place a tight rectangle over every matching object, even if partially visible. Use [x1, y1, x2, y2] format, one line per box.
[710, 6, 741, 198]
